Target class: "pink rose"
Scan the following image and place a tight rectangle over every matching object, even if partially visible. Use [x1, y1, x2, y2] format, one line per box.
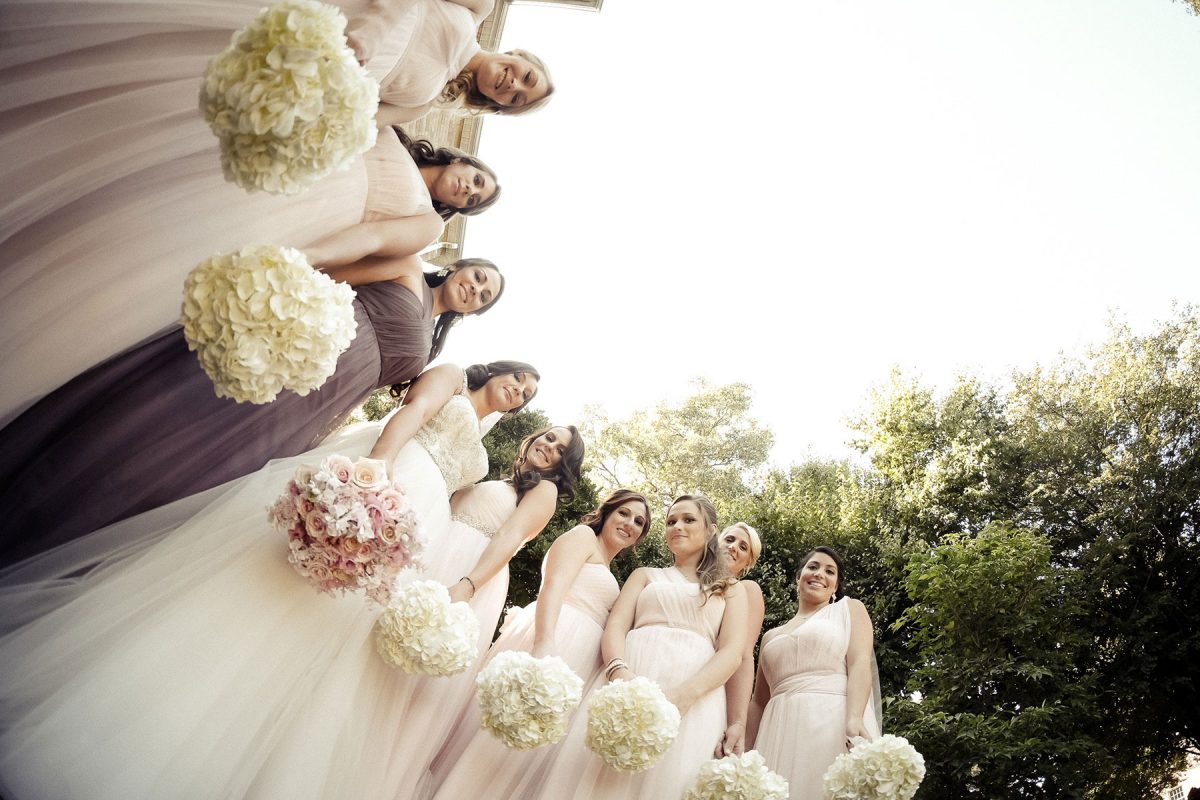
[377, 489, 406, 515]
[325, 455, 354, 485]
[377, 523, 399, 545]
[305, 509, 329, 536]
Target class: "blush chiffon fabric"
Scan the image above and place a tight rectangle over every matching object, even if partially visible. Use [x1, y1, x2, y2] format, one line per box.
[427, 557, 621, 800]
[753, 598, 883, 800]
[533, 567, 729, 800]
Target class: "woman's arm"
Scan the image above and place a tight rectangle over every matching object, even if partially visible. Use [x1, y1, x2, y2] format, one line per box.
[375, 102, 430, 127]
[344, 0, 417, 64]
[303, 213, 444, 269]
[600, 568, 650, 679]
[447, 480, 558, 604]
[367, 364, 465, 472]
[530, 526, 598, 658]
[321, 254, 427, 288]
[715, 580, 764, 756]
[744, 646, 774, 749]
[442, 0, 495, 26]
[844, 598, 876, 742]
[663, 586, 748, 717]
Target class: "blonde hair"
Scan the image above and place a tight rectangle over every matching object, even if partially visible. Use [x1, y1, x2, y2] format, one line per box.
[723, 522, 763, 574]
[436, 49, 555, 117]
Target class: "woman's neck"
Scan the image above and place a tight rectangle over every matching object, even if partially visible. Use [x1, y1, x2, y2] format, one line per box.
[430, 283, 449, 317]
[466, 387, 491, 420]
[463, 51, 487, 78]
[672, 552, 703, 582]
[418, 164, 440, 194]
[796, 599, 827, 618]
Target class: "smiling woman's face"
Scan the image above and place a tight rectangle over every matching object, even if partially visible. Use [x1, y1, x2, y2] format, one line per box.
[599, 500, 649, 553]
[473, 52, 549, 109]
[796, 551, 839, 604]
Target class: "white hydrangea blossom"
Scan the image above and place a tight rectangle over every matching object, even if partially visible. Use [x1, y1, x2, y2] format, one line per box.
[374, 579, 480, 676]
[585, 676, 681, 772]
[684, 750, 789, 800]
[200, 0, 379, 194]
[475, 652, 584, 751]
[181, 244, 357, 404]
[823, 734, 926, 800]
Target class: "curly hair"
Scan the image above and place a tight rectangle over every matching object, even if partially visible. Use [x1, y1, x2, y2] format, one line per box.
[393, 128, 501, 219]
[509, 425, 584, 505]
[437, 49, 554, 117]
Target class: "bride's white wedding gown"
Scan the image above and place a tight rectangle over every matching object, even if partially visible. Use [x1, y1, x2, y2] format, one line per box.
[0, 390, 487, 800]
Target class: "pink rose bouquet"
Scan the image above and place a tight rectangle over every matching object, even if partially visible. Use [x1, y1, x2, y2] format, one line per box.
[268, 455, 422, 603]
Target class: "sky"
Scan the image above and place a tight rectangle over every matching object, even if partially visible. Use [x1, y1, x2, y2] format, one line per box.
[436, 0, 1200, 465]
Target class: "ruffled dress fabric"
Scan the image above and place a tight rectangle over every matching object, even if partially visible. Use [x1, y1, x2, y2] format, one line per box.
[428, 560, 620, 800]
[0, 0, 461, 424]
[754, 598, 883, 800]
[384, 478, 518, 799]
[0, 392, 488, 800]
[0, 275, 433, 566]
[534, 567, 728, 800]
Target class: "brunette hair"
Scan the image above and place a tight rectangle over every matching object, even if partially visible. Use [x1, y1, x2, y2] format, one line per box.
[509, 425, 584, 505]
[425, 259, 505, 361]
[393, 128, 501, 219]
[582, 489, 652, 541]
[464, 360, 540, 412]
[795, 545, 846, 602]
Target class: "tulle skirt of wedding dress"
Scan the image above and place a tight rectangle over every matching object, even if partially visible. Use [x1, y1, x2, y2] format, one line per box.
[0, 416, 451, 800]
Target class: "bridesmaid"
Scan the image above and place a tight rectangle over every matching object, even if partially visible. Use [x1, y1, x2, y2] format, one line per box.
[713, 522, 766, 758]
[346, 0, 555, 121]
[428, 489, 652, 800]
[0, 258, 505, 566]
[0, 359, 551, 800]
[1, 126, 501, 422]
[535, 494, 749, 800]
[746, 546, 882, 800]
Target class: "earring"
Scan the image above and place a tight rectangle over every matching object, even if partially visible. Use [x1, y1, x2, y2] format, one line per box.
[436, 266, 452, 278]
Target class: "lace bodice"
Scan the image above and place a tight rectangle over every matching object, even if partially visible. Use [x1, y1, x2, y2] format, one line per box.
[450, 480, 517, 538]
[414, 392, 487, 494]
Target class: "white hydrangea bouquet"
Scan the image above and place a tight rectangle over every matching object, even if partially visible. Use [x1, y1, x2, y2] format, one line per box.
[268, 455, 422, 603]
[585, 676, 681, 772]
[201, 0, 379, 194]
[375, 578, 480, 676]
[181, 244, 357, 403]
[475, 651, 584, 751]
[823, 734, 926, 800]
[684, 750, 789, 800]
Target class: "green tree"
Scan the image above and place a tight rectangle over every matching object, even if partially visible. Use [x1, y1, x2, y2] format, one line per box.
[892, 523, 1098, 799]
[851, 307, 1200, 797]
[582, 379, 774, 513]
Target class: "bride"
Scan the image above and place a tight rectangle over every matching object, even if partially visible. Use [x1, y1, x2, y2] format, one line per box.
[0, 359, 573, 800]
